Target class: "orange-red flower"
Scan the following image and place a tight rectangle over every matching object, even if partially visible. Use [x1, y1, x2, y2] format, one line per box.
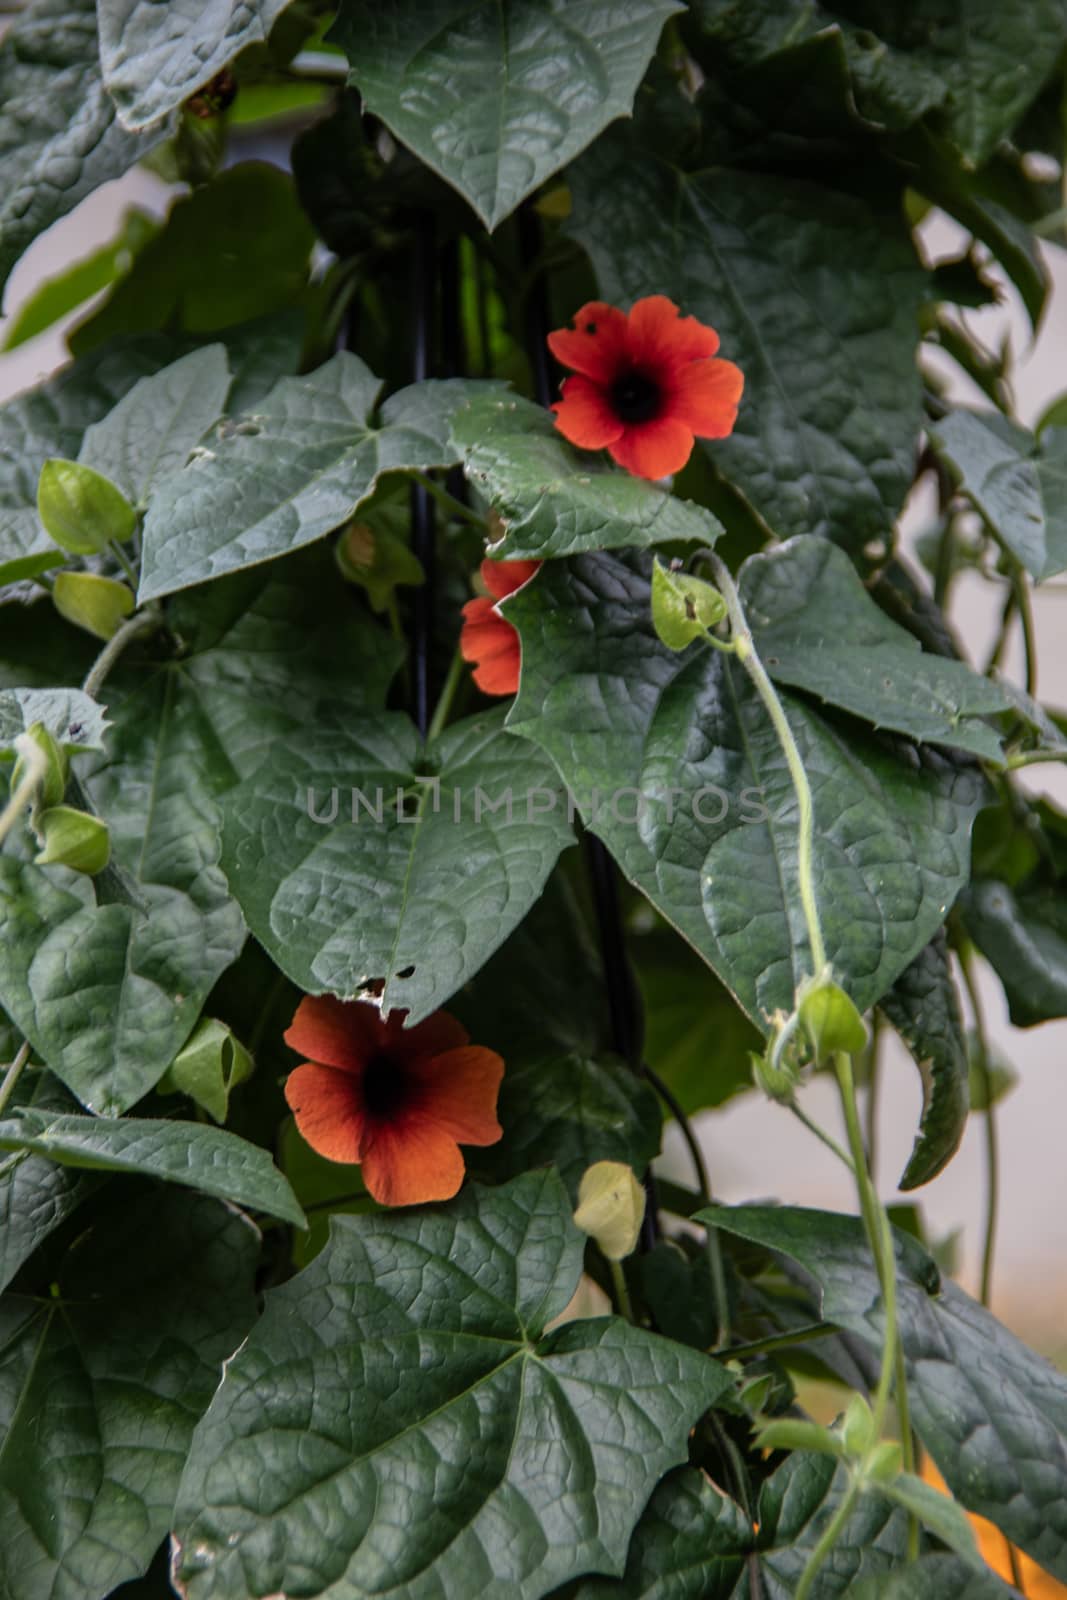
[283, 995, 504, 1207]
[459, 558, 541, 696]
[548, 294, 744, 480]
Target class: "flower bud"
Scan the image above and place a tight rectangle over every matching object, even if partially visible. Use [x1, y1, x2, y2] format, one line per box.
[37, 458, 136, 554]
[11, 723, 68, 809]
[34, 806, 110, 874]
[864, 1439, 904, 1484]
[573, 1160, 646, 1261]
[651, 558, 726, 651]
[797, 969, 869, 1063]
[840, 1393, 875, 1458]
[336, 517, 424, 613]
[53, 573, 135, 640]
[159, 1016, 254, 1123]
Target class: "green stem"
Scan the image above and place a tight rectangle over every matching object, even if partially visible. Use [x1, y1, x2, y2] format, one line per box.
[716, 1321, 838, 1361]
[0, 734, 46, 851]
[794, 1475, 863, 1600]
[109, 539, 139, 588]
[959, 950, 1000, 1308]
[787, 1100, 857, 1172]
[644, 1062, 730, 1346]
[426, 648, 465, 744]
[609, 1259, 634, 1322]
[0, 1041, 32, 1117]
[984, 583, 1016, 677]
[708, 555, 826, 974]
[410, 471, 487, 531]
[1011, 563, 1038, 699]
[865, 1015, 881, 1184]
[82, 607, 161, 701]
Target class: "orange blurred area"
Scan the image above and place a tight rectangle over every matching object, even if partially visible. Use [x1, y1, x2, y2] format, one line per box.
[922, 1459, 1067, 1596]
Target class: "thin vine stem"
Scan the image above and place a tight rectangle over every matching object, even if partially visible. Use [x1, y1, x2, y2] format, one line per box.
[0, 1041, 31, 1117]
[786, 1100, 856, 1171]
[715, 1321, 837, 1361]
[608, 1260, 634, 1322]
[409, 472, 487, 531]
[644, 1061, 730, 1346]
[426, 649, 464, 744]
[794, 1477, 863, 1600]
[109, 539, 139, 588]
[959, 948, 1000, 1307]
[1011, 562, 1038, 698]
[81, 607, 161, 701]
[706, 553, 827, 975]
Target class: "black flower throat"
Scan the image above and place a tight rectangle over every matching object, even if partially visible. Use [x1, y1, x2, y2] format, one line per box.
[363, 1053, 407, 1118]
[610, 369, 662, 423]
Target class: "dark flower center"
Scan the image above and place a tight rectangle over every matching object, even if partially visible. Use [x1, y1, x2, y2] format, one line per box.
[363, 1053, 408, 1119]
[610, 369, 662, 424]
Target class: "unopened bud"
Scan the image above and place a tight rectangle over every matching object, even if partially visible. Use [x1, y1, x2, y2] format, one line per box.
[798, 969, 869, 1063]
[651, 558, 726, 651]
[53, 573, 135, 640]
[38, 458, 136, 554]
[573, 1161, 646, 1261]
[11, 723, 67, 809]
[34, 806, 110, 874]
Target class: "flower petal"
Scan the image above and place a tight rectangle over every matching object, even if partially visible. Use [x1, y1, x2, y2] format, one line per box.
[283, 994, 382, 1072]
[360, 1118, 466, 1206]
[551, 374, 626, 450]
[384, 1008, 471, 1061]
[480, 558, 542, 602]
[547, 300, 629, 382]
[408, 1045, 505, 1145]
[284, 1062, 366, 1163]
[460, 596, 522, 696]
[609, 417, 695, 479]
[626, 295, 720, 369]
[668, 359, 744, 439]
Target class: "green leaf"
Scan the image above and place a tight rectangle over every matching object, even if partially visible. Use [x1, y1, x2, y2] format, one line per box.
[963, 877, 1067, 1025]
[699, 1202, 1067, 1581]
[79, 345, 232, 510]
[879, 929, 970, 1190]
[739, 538, 1010, 761]
[0, 1188, 259, 1600]
[472, 1052, 661, 1200]
[0, 1069, 102, 1294]
[139, 354, 503, 600]
[0, 688, 108, 755]
[328, 0, 682, 230]
[454, 393, 722, 559]
[880, 1472, 979, 1567]
[928, 409, 1067, 581]
[0, 1108, 304, 1224]
[851, 1554, 1020, 1600]
[1, 207, 158, 353]
[98, 0, 294, 129]
[0, 0, 165, 299]
[506, 552, 987, 1025]
[173, 1170, 729, 1600]
[220, 706, 575, 1025]
[575, 1450, 913, 1599]
[70, 164, 315, 356]
[567, 138, 927, 554]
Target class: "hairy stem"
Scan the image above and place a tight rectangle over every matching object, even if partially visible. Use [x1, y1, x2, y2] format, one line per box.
[0, 734, 46, 850]
[426, 649, 465, 744]
[716, 1321, 838, 1361]
[410, 471, 487, 531]
[795, 1475, 863, 1600]
[82, 607, 161, 701]
[0, 1041, 32, 1117]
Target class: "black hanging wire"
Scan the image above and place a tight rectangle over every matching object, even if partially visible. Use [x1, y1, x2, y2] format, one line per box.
[410, 214, 437, 736]
[517, 204, 659, 1249]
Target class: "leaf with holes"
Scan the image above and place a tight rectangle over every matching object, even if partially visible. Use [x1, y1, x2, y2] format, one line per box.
[567, 137, 927, 554]
[452, 393, 722, 558]
[98, 0, 294, 129]
[79, 345, 232, 509]
[0, 1109, 305, 1224]
[878, 929, 970, 1190]
[928, 409, 1067, 582]
[172, 1170, 729, 1600]
[575, 1450, 914, 1599]
[506, 552, 986, 1026]
[739, 539, 1010, 761]
[0, 1190, 258, 1600]
[700, 1202, 1067, 1582]
[0, 0, 165, 301]
[139, 353, 503, 599]
[219, 706, 575, 1025]
[328, 0, 683, 229]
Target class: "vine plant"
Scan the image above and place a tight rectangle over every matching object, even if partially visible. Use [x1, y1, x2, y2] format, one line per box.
[0, 2, 1066, 1598]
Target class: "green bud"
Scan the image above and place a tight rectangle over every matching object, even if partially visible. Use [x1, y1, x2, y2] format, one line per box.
[11, 723, 68, 809]
[840, 1393, 875, 1458]
[754, 1417, 844, 1459]
[53, 573, 135, 640]
[864, 1439, 904, 1484]
[37, 458, 136, 554]
[336, 517, 425, 613]
[737, 1373, 775, 1415]
[650, 558, 727, 651]
[573, 1160, 646, 1261]
[34, 805, 110, 874]
[798, 970, 869, 1063]
[158, 1017, 255, 1124]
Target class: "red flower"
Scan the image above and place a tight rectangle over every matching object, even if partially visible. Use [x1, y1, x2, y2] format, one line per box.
[548, 294, 744, 480]
[459, 558, 541, 696]
[283, 996, 504, 1207]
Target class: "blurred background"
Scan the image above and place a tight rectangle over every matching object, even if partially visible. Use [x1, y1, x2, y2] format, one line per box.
[1, 161, 1064, 1357]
